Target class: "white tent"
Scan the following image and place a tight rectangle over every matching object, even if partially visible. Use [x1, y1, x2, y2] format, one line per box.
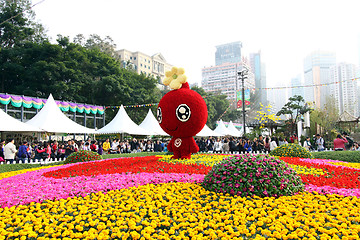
[214, 119, 232, 136]
[26, 94, 96, 134]
[139, 109, 169, 136]
[196, 125, 224, 137]
[0, 108, 43, 132]
[97, 105, 151, 135]
[227, 121, 241, 137]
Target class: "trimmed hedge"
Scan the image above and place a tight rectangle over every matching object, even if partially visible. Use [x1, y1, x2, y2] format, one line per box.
[64, 150, 101, 164]
[312, 151, 360, 163]
[270, 143, 312, 158]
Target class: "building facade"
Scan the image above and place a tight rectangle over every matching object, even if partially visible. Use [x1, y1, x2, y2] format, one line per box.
[215, 42, 242, 66]
[116, 49, 173, 88]
[303, 51, 336, 108]
[202, 62, 255, 100]
[330, 62, 359, 116]
[290, 75, 304, 99]
[249, 51, 267, 105]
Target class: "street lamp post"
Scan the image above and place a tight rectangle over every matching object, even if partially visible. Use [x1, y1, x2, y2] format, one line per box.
[238, 69, 248, 135]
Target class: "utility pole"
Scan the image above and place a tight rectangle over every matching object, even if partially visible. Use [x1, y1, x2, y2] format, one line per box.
[238, 69, 248, 135]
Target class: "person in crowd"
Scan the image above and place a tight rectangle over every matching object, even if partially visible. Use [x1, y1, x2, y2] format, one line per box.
[97, 141, 103, 155]
[198, 138, 206, 152]
[269, 137, 278, 151]
[72, 140, 78, 152]
[342, 132, 354, 150]
[252, 138, 259, 153]
[58, 144, 66, 159]
[130, 138, 140, 152]
[206, 137, 214, 152]
[17, 141, 30, 163]
[145, 140, 154, 152]
[351, 142, 360, 151]
[34, 143, 46, 160]
[315, 134, 325, 151]
[111, 139, 119, 153]
[4, 139, 16, 164]
[222, 138, 230, 153]
[333, 134, 348, 151]
[65, 140, 75, 157]
[278, 137, 286, 146]
[154, 140, 163, 152]
[125, 140, 132, 153]
[229, 137, 237, 154]
[0, 139, 5, 161]
[244, 139, 252, 153]
[102, 139, 111, 154]
[303, 136, 313, 151]
[52, 141, 58, 157]
[264, 137, 270, 152]
[257, 135, 265, 152]
[213, 138, 223, 153]
[84, 142, 90, 151]
[238, 139, 245, 153]
[90, 141, 97, 152]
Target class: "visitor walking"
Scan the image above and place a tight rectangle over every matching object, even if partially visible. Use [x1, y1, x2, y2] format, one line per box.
[333, 134, 348, 151]
[315, 134, 325, 151]
[4, 139, 17, 164]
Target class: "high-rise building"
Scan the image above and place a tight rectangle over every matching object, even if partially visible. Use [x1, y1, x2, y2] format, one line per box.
[215, 42, 242, 66]
[290, 75, 304, 99]
[116, 49, 173, 89]
[202, 62, 255, 100]
[267, 83, 288, 116]
[330, 62, 358, 116]
[303, 51, 336, 108]
[249, 51, 267, 105]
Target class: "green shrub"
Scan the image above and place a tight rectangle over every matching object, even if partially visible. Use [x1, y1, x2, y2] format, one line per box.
[64, 150, 101, 164]
[202, 154, 304, 198]
[312, 151, 360, 163]
[270, 143, 312, 158]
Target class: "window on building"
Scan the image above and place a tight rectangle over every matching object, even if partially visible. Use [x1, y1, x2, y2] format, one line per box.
[148, 60, 150, 63]
[148, 66, 150, 69]
[141, 64, 143, 67]
[145, 65, 147, 68]
[134, 57, 136, 60]
[130, 57, 132, 60]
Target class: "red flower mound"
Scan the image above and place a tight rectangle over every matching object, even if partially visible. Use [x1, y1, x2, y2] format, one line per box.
[281, 157, 360, 189]
[43, 156, 212, 179]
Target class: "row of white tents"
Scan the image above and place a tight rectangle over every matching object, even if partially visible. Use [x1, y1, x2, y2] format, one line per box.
[0, 94, 243, 137]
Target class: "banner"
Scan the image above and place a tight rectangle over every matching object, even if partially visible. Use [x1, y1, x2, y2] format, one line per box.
[236, 89, 250, 110]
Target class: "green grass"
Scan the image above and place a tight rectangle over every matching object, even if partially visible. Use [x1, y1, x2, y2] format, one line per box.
[0, 162, 61, 174]
[312, 151, 360, 162]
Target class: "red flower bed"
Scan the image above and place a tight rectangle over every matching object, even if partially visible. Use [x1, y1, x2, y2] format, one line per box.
[281, 157, 360, 189]
[43, 156, 212, 179]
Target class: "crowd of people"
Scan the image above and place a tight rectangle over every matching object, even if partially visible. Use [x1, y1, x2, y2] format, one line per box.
[0, 132, 358, 164]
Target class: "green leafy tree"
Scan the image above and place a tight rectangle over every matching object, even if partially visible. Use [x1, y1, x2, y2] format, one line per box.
[73, 34, 117, 58]
[0, 0, 46, 48]
[276, 95, 312, 136]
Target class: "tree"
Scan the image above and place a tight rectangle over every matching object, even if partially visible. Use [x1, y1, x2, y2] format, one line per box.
[73, 34, 117, 58]
[276, 95, 312, 135]
[310, 96, 339, 140]
[0, 0, 46, 48]
[191, 86, 239, 129]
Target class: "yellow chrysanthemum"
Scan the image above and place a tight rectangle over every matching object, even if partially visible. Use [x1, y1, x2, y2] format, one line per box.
[163, 67, 187, 89]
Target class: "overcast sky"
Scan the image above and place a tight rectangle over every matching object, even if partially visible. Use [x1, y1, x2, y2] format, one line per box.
[33, 0, 360, 87]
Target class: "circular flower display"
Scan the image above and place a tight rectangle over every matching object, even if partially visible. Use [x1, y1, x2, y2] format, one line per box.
[270, 143, 312, 158]
[64, 150, 101, 164]
[202, 154, 304, 197]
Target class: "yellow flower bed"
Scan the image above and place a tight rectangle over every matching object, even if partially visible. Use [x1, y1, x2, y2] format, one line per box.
[0, 165, 59, 180]
[288, 164, 326, 176]
[328, 161, 360, 169]
[159, 154, 230, 166]
[1, 182, 360, 239]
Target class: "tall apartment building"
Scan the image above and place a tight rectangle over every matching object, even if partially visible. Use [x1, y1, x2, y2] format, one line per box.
[330, 62, 359, 116]
[249, 51, 267, 105]
[116, 49, 173, 88]
[202, 42, 255, 103]
[202, 62, 255, 100]
[215, 42, 242, 66]
[303, 51, 336, 108]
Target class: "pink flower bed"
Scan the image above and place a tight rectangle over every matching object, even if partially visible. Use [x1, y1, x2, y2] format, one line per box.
[0, 164, 204, 208]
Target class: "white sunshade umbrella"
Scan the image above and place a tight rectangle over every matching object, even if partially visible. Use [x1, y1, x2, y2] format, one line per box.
[214, 119, 232, 136]
[26, 94, 96, 134]
[0, 108, 43, 132]
[97, 105, 151, 135]
[227, 121, 241, 137]
[196, 124, 224, 137]
[139, 109, 169, 136]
